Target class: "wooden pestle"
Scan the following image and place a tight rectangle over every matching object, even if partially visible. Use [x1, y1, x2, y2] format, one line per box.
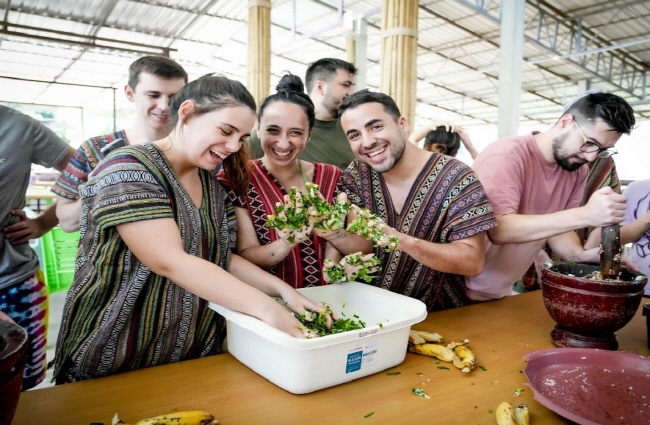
[600, 224, 621, 279]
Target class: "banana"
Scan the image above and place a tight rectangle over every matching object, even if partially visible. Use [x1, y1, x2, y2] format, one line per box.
[514, 404, 530, 425]
[135, 411, 217, 425]
[408, 343, 455, 362]
[409, 330, 426, 345]
[495, 402, 530, 425]
[446, 338, 470, 350]
[410, 329, 444, 343]
[451, 344, 476, 373]
[495, 402, 518, 425]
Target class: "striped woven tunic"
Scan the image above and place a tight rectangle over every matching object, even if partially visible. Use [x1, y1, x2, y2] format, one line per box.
[339, 154, 497, 312]
[52, 144, 230, 383]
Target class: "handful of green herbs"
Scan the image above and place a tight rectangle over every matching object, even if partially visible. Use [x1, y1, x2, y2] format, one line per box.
[347, 205, 399, 252]
[306, 183, 351, 232]
[266, 183, 351, 244]
[295, 307, 366, 337]
[323, 252, 381, 284]
[266, 188, 312, 244]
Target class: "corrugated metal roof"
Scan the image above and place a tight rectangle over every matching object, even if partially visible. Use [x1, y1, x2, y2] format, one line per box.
[0, 0, 648, 129]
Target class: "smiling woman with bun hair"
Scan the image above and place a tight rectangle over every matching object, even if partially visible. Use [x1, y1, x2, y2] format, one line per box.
[218, 73, 371, 289]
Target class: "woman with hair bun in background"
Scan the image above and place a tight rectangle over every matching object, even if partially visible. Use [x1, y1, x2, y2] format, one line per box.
[409, 122, 479, 159]
[218, 74, 370, 289]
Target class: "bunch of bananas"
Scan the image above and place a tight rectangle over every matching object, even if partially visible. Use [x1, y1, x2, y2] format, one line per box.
[495, 402, 530, 425]
[112, 411, 217, 425]
[407, 330, 477, 373]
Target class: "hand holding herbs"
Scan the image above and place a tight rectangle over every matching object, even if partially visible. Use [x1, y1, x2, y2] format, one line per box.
[266, 184, 398, 251]
[347, 204, 399, 252]
[323, 252, 381, 284]
[295, 306, 366, 337]
[266, 188, 315, 245]
[267, 183, 350, 245]
[308, 185, 351, 233]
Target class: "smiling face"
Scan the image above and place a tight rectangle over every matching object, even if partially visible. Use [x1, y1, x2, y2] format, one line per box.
[126, 72, 186, 133]
[179, 103, 256, 170]
[552, 116, 622, 172]
[341, 102, 408, 173]
[259, 101, 311, 167]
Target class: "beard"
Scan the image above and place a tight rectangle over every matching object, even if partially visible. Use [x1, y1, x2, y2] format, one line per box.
[552, 134, 587, 172]
[362, 137, 406, 173]
[322, 92, 341, 119]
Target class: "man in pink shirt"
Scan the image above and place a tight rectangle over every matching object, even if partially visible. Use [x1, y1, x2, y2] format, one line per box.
[466, 92, 635, 301]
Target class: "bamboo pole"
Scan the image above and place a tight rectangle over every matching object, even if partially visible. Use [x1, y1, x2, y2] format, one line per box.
[247, 0, 271, 107]
[380, 0, 418, 130]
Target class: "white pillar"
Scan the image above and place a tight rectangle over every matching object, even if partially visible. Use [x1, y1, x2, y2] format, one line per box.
[497, 0, 525, 138]
[354, 17, 368, 90]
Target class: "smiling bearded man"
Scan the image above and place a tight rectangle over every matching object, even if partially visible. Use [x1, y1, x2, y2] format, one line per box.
[337, 89, 497, 312]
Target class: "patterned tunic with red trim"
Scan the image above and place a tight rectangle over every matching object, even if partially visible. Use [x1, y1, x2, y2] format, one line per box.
[218, 159, 341, 288]
[339, 154, 497, 312]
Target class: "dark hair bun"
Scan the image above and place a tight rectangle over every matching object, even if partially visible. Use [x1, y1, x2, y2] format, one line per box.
[276, 74, 305, 94]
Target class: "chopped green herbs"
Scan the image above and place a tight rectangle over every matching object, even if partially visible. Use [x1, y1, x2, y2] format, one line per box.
[514, 388, 524, 397]
[412, 388, 430, 398]
[364, 412, 375, 418]
[416, 372, 424, 376]
[348, 205, 399, 251]
[324, 253, 381, 284]
[478, 365, 487, 371]
[386, 372, 401, 376]
[294, 307, 365, 337]
[488, 409, 493, 414]
[378, 322, 384, 328]
[437, 366, 450, 370]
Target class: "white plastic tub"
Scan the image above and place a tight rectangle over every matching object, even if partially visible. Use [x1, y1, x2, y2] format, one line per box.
[209, 282, 427, 394]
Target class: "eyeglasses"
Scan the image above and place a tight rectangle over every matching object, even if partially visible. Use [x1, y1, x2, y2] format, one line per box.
[574, 121, 617, 158]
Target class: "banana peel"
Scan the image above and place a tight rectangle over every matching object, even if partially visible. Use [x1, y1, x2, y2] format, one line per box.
[112, 411, 217, 425]
[495, 402, 530, 425]
[409, 329, 444, 344]
[514, 404, 530, 425]
[449, 341, 476, 373]
[408, 342, 455, 362]
[495, 402, 518, 425]
[408, 334, 477, 373]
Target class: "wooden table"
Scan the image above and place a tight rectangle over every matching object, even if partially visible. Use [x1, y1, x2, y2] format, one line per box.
[15, 291, 650, 425]
[25, 186, 57, 214]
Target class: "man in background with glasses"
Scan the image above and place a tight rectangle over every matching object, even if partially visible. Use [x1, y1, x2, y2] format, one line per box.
[465, 92, 635, 302]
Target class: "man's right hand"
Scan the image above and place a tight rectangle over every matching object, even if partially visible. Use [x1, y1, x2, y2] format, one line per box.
[583, 187, 626, 227]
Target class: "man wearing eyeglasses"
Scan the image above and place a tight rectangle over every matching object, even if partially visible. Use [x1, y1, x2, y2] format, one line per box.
[465, 92, 635, 301]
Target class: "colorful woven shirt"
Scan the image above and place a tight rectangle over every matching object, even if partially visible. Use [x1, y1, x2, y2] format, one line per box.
[52, 130, 128, 200]
[218, 159, 341, 288]
[53, 144, 231, 383]
[339, 154, 497, 312]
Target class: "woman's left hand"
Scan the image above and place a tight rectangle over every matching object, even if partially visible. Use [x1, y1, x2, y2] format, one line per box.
[280, 289, 339, 329]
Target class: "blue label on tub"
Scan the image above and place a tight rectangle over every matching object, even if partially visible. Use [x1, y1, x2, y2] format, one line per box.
[346, 350, 363, 373]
